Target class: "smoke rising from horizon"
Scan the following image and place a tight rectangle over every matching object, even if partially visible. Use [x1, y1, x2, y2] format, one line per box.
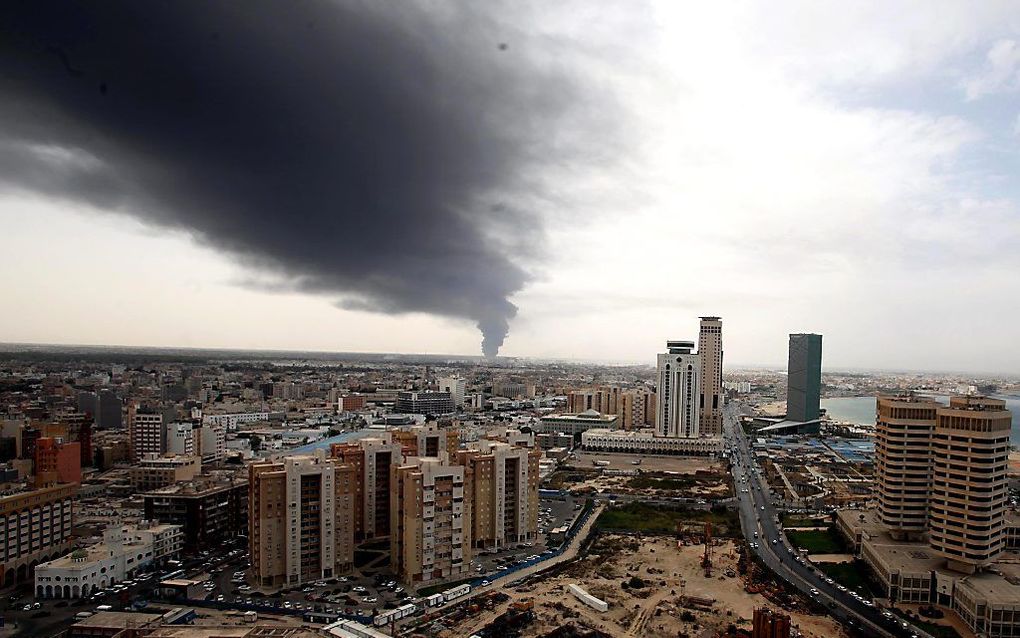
[0, 1, 598, 356]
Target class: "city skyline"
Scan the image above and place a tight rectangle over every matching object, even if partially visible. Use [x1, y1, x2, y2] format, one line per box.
[5, 3, 1020, 372]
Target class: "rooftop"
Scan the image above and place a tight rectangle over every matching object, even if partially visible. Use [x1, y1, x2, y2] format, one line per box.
[72, 611, 163, 629]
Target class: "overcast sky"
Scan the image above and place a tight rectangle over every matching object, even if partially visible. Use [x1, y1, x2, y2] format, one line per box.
[2, 1, 1020, 373]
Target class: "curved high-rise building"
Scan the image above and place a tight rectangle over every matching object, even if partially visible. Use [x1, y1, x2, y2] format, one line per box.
[928, 396, 1011, 574]
[875, 395, 940, 539]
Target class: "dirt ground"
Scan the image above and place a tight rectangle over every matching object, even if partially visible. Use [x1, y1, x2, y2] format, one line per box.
[568, 453, 723, 474]
[442, 535, 848, 638]
[550, 456, 732, 499]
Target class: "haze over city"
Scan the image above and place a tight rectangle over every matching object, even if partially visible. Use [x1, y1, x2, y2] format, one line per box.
[3, 2, 1020, 372]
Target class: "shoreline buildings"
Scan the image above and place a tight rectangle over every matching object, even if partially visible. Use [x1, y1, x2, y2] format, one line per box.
[786, 333, 823, 423]
[849, 394, 1018, 637]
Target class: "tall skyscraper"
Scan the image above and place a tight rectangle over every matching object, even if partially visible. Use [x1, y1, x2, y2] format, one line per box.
[698, 317, 724, 437]
[656, 340, 701, 438]
[875, 395, 941, 539]
[872, 394, 1012, 574]
[786, 333, 822, 422]
[928, 396, 1011, 574]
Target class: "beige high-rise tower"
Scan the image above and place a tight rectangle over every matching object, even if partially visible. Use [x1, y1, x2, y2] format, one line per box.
[248, 453, 356, 587]
[391, 457, 471, 584]
[698, 317, 724, 436]
[874, 395, 941, 539]
[928, 396, 1011, 574]
[456, 441, 540, 549]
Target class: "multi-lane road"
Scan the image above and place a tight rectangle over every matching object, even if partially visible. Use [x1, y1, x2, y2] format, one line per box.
[724, 404, 929, 638]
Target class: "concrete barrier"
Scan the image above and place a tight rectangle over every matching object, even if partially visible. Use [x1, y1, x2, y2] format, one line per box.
[567, 583, 608, 612]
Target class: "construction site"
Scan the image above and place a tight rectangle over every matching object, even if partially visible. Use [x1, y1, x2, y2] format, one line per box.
[407, 532, 847, 638]
[544, 456, 733, 501]
[748, 436, 874, 509]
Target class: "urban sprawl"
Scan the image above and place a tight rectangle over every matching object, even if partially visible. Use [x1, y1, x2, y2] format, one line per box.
[1, 319, 1019, 638]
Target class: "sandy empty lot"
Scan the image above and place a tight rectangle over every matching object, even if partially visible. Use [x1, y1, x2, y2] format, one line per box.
[568, 452, 723, 474]
[443, 535, 847, 638]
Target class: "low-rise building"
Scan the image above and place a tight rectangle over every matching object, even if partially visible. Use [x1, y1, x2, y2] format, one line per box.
[580, 428, 723, 457]
[143, 476, 248, 552]
[394, 391, 455, 416]
[34, 522, 182, 599]
[130, 455, 201, 491]
[537, 411, 619, 437]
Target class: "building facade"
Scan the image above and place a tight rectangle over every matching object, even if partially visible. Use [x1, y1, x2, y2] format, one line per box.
[1, 483, 76, 586]
[395, 392, 454, 415]
[143, 477, 248, 552]
[874, 395, 941, 539]
[391, 458, 470, 584]
[249, 454, 356, 588]
[537, 411, 619, 437]
[697, 317, 724, 437]
[929, 396, 1011, 573]
[436, 377, 466, 408]
[581, 428, 723, 456]
[130, 454, 201, 491]
[456, 441, 540, 549]
[786, 334, 822, 423]
[127, 406, 174, 461]
[34, 523, 182, 599]
[656, 341, 701, 438]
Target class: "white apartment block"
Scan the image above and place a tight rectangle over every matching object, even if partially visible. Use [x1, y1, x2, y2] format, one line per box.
[166, 422, 195, 456]
[656, 341, 701, 438]
[437, 376, 466, 407]
[202, 412, 271, 429]
[35, 522, 182, 599]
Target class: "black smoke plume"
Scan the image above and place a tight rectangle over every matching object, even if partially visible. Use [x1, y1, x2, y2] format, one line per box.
[0, 1, 592, 357]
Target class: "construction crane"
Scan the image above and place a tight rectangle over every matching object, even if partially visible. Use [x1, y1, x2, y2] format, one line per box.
[702, 521, 713, 577]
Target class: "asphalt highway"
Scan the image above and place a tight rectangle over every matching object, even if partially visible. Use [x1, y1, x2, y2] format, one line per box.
[724, 403, 930, 638]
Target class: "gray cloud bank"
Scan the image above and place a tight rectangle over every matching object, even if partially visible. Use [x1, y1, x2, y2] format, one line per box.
[0, 1, 595, 356]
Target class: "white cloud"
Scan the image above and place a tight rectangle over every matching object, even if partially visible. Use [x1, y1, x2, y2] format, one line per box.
[964, 39, 1020, 99]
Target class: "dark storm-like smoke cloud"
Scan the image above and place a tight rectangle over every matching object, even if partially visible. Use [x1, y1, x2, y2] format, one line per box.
[0, 1, 596, 357]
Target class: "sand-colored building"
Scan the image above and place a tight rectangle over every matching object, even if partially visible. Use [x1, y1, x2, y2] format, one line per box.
[929, 396, 1011, 573]
[456, 440, 540, 549]
[0, 482, 76, 586]
[698, 316, 724, 437]
[391, 457, 470, 584]
[248, 453, 356, 587]
[874, 395, 941, 539]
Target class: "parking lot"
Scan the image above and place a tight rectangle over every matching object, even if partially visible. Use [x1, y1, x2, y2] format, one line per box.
[197, 495, 582, 615]
[0, 494, 586, 632]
